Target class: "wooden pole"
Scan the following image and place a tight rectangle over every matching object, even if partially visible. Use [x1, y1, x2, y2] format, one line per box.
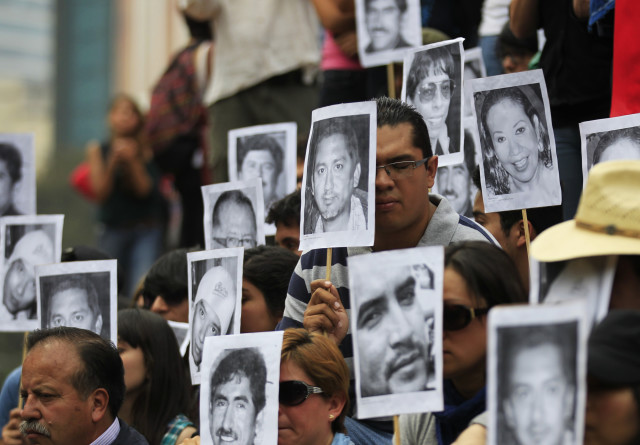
[18, 331, 27, 409]
[387, 63, 396, 99]
[522, 209, 531, 257]
[325, 248, 332, 281]
[394, 415, 401, 445]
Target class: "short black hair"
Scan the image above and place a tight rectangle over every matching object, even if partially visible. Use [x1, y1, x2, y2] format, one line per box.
[376, 97, 432, 160]
[212, 190, 256, 228]
[0, 143, 22, 184]
[237, 134, 284, 173]
[210, 348, 267, 415]
[183, 13, 212, 40]
[26, 327, 125, 418]
[266, 189, 301, 227]
[143, 248, 190, 306]
[472, 167, 563, 236]
[364, 0, 407, 13]
[593, 127, 640, 164]
[243, 246, 299, 319]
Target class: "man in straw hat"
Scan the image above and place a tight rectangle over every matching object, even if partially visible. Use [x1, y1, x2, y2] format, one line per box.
[530, 160, 640, 309]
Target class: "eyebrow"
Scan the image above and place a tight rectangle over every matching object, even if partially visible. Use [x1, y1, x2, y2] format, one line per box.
[394, 277, 415, 297]
[513, 120, 528, 129]
[378, 154, 416, 165]
[357, 295, 388, 326]
[472, 211, 485, 219]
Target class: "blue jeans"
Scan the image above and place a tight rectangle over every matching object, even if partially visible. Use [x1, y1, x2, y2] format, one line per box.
[553, 125, 583, 220]
[98, 224, 163, 298]
[479, 35, 503, 77]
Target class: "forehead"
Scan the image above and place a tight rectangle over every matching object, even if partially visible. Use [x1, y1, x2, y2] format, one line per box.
[602, 138, 640, 155]
[213, 372, 254, 400]
[487, 98, 528, 124]
[418, 70, 450, 85]
[376, 123, 422, 162]
[50, 287, 90, 308]
[354, 265, 412, 301]
[243, 149, 276, 163]
[510, 342, 564, 374]
[23, 340, 82, 388]
[316, 133, 351, 160]
[368, 0, 400, 10]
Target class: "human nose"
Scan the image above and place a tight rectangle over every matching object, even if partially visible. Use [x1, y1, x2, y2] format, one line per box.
[150, 296, 168, 314]
[21, 394, 41, 421]
[324, 168, 334, 192]
[530, 391, 545, 426]
[221, 405, 233, 430]
[375, 165, 394, 189]
[388, 304, 412, 346]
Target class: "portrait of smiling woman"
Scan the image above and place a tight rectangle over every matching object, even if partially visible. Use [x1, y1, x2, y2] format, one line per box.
[478, 85, 557, 204]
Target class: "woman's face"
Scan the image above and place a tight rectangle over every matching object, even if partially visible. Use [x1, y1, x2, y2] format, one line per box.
[240, 279, 280, 333]
[442, 268, 488, 387]
[486, 98, 542, 187]
[584, 381, 639, 445]
[412, 69, 452, 141]
[118, 340, 147, 394]
[108, 98, 141, 137]
[278, 360, 339, 445]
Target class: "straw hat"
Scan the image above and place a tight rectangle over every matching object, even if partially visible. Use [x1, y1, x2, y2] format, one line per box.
[531, 160, 640, 262]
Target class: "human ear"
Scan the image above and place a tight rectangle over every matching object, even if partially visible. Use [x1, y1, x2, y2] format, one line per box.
[532, 114, 544, 152]
[353, 163, 361, 188]
[90, 388, 110, 423]
[426, 156, 439, 188]
[327, 393, 347, 422]
[514, 220, 536, 248]
[95, 314, 103, 335]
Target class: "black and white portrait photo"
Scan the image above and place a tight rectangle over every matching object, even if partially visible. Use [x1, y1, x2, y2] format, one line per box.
[529, 256, 616, 329]
[348, 246, 444, 419]
[488, 303, 588, 445]
[463, 47, 487, 118]
[36, 260, 117, 344]
[432, 117, 481, 218]
[579, 113, 640, 188]
[202, 179, 266, 251]
[187, 248, 243, 384]
[470, 70, 562, 212]
[300, 102, 376, 251]
[0, 133, 36, 216]
[199, 331, 283, 445]
[355, 0, 421, 68]
[228, 122, 297, 235]
[0, 214, 63, 331]
[402, 38, 465, 167]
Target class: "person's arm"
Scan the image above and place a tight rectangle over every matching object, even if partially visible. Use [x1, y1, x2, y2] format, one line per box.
[87, 140, 117, 203]
[573, 0, 590, 19]
[310, 0, 356, 36]
[452, 424, 487, 445]
[509, 0, 540, 39]
[115, 139, 153, 199]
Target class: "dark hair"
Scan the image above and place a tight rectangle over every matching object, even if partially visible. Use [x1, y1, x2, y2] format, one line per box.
[210, 348, 267, 415]
[445, 241, 527, 307]
[108, 94, 144, 137]
[364, 0, 407, 13]
[47, 275, 101, 323]
[118, 308, 192, 444]
[243, 246, 299, 320]
[376, 96, 432, 159]
[496, 21, 539, 60]
[406, 47, 455, 100]
[281, 328, 350, 434]
[212, 190, 256, 228]
[593, 127, 640, 164]
[0, 143, 22, 184]
[183, 14, 212, 41]
[266, 189, 301, 227]
[61, 246, 124, 294]
[26, 327, 125, 418]
[463, 130, 476, 175]
[237, 134, 284, 173]
[478, 86, 551, 195]
[472, 167, 563, 237]
[143, 249, 189, 307]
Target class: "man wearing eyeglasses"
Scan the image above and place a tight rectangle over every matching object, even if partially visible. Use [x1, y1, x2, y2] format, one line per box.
[278, 97, 493, 443]
[191, 265, 237, 371]
[237, 134, 283, 211]
[306, 116, 367, 234]
[364, 0, 411, 53]
[208, 348, 266, 445]
[211, 190, 258, 249]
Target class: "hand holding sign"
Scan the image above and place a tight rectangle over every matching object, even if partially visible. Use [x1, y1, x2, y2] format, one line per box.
[303, 279, 348, 345]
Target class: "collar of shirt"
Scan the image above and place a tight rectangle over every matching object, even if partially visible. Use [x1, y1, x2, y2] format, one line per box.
[90, 417, 120, 445]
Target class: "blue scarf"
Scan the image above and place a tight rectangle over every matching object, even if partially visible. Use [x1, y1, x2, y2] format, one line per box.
[433, 380, 486, 445]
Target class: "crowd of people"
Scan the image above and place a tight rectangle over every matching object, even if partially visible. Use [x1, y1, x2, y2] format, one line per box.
[0, 1, 637, 445]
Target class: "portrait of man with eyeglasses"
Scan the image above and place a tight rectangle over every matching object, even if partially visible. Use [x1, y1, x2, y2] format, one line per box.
[303, 114, 371, 235]
[403, 39, 464, 163]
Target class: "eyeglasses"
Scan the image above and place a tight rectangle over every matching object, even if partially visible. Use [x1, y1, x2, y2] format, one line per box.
[279, 380, 324, 406]
[212, 236, 257, 248]
[376, 158, 429, 180]
[416, 80, 455, 103]
[443, 304, 490, 331]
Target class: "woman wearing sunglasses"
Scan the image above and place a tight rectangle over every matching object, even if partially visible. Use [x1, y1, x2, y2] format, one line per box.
[398, 241, 527, 445]
[279, 328, 352, 445]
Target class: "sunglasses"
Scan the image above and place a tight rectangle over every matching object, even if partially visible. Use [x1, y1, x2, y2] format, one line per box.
[279, 380, 324, 406]
[416, 80, 455, 103]
[443, 304, 490, 331]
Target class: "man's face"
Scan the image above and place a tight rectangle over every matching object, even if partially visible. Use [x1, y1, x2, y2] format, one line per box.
[354, 266, 429, 396]
[437, 164, 470, 214]
[375, 124, 436, 238]
[20, 341, 95, 445]
[239, 149, 278, 204]
[191, 298, 221, 367]
[3, 259, 35, 315]
[210, 373, 257, 445]
[472, 191, 511, 252]
[212, 201, 257, 249]
[366, 0, 402, 51]
[504, 343, 573, 445]
[597, 138, 640, 164]
[274, 222, 301, 255]
[48, 287, 102, 334]
[0, 159, 16, 215]
[312, 133, 359, 223]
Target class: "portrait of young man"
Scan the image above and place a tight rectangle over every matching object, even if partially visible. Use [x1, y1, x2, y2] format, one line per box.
[497, 323, 578, 445]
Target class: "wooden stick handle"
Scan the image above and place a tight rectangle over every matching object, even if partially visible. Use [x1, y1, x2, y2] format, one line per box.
[387, 63, 396, 99]
[394, 415, 401, 445]
[522, 209, 531, 257]
[325, 248, 332, 282]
